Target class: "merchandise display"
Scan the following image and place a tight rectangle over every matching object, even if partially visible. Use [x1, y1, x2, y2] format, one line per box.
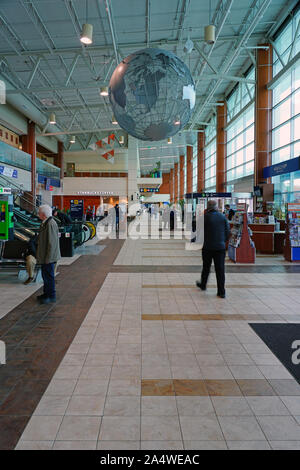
[284, 203, 300, 261]
[228, 203, 256, 263]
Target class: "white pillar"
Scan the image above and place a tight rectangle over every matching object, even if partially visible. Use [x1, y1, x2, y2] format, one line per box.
[127, 135, 140, 212]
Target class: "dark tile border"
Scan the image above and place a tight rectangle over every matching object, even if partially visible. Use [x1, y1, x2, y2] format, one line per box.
[0, 239, 124, 450]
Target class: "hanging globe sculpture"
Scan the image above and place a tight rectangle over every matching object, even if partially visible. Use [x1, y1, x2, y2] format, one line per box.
[108, 48, 196, 141]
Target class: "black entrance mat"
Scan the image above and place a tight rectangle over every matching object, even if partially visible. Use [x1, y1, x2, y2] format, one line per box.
[250, 323, 300, 384]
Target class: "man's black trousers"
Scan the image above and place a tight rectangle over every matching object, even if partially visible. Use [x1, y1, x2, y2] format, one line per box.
[200, 249, 226, 296]
[41, 262, 56, 299]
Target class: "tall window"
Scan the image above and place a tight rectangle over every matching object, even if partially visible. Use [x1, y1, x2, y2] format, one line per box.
[226, 68, 255, 188]
[204, 114, 217, 191]
[183, 154, 187, 196]
[272, 8, 300, 204]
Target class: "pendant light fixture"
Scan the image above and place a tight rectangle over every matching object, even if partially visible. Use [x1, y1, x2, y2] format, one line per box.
[49, 112, 56, 124]
[70, 135, 76, 144]
[100, 86, 109, 96]
[205, 0, 216, 45]
[80, 1, 93, 45]
[167, 137, 172, 144]
[112, 115, 118, 124]
[119, 136, 124, 144]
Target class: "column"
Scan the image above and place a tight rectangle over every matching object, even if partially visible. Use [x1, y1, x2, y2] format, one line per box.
[54, 141, 64, 180]
[127, 135, 140, 212]
[255, 44, 272, 184]
[170, 168, 174, 203]
[22, 120, 36, 209]
[186, 145, 193, 194]
[197, 130, 205, 192]
[179, 155, 184, 199]
[174, 162, 179, 202]
[216, 101, 227, 192]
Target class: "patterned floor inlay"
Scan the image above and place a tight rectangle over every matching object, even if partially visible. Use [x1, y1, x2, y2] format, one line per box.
[141, 379, 292, 397]
[142, 284, 300, 289]
[142, 314, 265, 321]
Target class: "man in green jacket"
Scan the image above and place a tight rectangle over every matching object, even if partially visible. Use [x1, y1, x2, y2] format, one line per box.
[36, 204, 61, 304]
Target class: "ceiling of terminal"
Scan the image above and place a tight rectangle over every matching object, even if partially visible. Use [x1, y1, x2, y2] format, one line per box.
[0, 0, 296, 174]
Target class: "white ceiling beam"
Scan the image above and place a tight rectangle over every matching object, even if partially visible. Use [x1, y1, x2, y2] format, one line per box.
[0, 34, 264, 58]
[104, 0, 120, 64]
[38, 127, 121, 136]
[198, 74, 256, 84]
[189, 0, 273, 129]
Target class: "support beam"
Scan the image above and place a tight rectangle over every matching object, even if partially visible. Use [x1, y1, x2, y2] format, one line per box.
[216, 101, 227, 192]
[179, 155, 184, 199]
[186, 145, 193, 194]
[22, 120, 36, 209]
[255, 44, 272, 185]
[197, 130, 205, 192]
[174, 162, 179, 202]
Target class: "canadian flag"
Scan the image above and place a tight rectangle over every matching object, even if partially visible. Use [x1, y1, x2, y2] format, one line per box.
[89, 134, 115, 164]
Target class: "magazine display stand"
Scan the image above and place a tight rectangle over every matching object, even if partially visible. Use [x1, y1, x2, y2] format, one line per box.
[228, 204, 256, 263]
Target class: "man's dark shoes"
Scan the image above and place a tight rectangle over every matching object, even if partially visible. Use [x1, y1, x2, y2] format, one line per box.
[37, 294, 46, 301]
[196, 281, 206, 291]
[217, 293, 226, 299]
[40, 297, 56, 304]
[24, 277, 34, 285]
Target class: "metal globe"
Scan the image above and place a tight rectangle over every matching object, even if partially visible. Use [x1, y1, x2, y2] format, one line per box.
[109, 48, 195, 141]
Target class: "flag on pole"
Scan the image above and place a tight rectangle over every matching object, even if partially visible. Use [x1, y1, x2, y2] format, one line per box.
[88, 134, 115, 164]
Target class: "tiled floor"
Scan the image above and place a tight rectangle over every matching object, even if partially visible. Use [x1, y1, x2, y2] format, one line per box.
[9, 233, 300, 451]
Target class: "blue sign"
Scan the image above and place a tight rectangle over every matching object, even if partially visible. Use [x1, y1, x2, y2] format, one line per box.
[0, 165, 18, 178]
[263, 157, 300, 178]
[185, 192, 232, 199]
[70, 200, 84, 220]
[37, 174, 60, 188]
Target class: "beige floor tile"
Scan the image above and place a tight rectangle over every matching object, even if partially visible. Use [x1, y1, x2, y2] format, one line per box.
[141, 416, 182, 441]
[200, 366, 234, 380]
[85, 354, 115, 366]
[142, 396, 178, 416]
[184, 441, 227, 450]
[56, 416, 102, 441]
[73, 379, 109, 396]
[229, 365, 265, 380]
[45, 380, 77, 396]
[212, 397, 253, 416]
[196, 354, 226, 366]
[218, 416, 266, 441]
[280, 396, 300, 415]
[53, 365, 83, 380]
[65, 395, 105, 416]
[52, 441, 97, 450]
[269, 441, 300, 450]
[108, 378, 141, 396]
[15, 441, 53, 450]
[246, 396, 290, 416]
[226, 441, 271, 450]
[258, 365, 294, 380]
[99, 417, 140, 441]
[269, 380, 300, 396]
[104, 396, 141, 416]
[141, 441, 184, 450]
[79, 366, 112, 380]
[97, 441, 140, 450]
[180, 416, 223, 441]
[21, 416, 63, 441]
[34, 395, 70, 416]
[176, 396, 215, 416]
[257, 416, 300, 440]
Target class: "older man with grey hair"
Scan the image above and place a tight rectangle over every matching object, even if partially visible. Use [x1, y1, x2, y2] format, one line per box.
[36, 204, 61, 304]
[196, 199, 230, 298]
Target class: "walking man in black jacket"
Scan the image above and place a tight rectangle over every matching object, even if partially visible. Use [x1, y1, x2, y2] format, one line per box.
[196, 200, 230, 298]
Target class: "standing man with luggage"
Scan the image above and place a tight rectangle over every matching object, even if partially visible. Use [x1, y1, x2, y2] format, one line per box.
[36, 204, 61, 304]
[196, 200, 230, 298]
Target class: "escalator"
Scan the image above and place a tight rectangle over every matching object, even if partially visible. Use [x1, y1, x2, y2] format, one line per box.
[0, 173, 94, 248]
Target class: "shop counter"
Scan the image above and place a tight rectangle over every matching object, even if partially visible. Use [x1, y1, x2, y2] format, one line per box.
[248, 224, 285, 254]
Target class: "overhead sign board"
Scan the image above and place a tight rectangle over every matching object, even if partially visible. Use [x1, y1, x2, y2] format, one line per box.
[263, 157, 300, 178]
